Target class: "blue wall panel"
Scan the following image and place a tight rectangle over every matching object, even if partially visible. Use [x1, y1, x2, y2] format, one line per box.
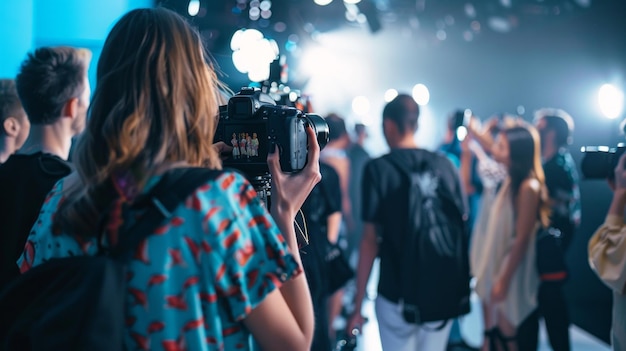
[0, 0, 34, 78]
[0, 0, 154, 83]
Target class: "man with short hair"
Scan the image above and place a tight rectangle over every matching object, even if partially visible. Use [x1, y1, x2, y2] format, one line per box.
[518, 108, 581, 351]
[0, 79, 29, 163]
[0, 47, 91, 287]
[347, 94, 467, 350]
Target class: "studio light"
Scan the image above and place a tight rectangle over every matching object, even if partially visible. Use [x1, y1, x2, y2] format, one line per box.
[231, 28, 279, 82]
[412, 84, 430, 105]
[598, 83, 624, 119]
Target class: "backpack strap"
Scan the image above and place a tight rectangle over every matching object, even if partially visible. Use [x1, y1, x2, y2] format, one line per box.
[386, 153, 429, 234]
[110, 167, 223, 259]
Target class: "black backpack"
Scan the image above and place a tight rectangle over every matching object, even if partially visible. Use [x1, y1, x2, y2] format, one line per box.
[388, 152, 471, 325]
[0, 167, 222, 351]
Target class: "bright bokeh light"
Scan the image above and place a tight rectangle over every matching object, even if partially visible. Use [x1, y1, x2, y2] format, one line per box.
[352, 96, 370, 115]
[231, 29, 279, 82]
[260, 0, 272, 11]
[598, 83, 624, 119]
[314, 0, 333, 5]
[384, 89, 398, 102]
[412, 84, 430, 105]
[343, 0, 362, 4]
[456, 126, 468, 141]
[289, 91, 298, 102]
[488, 16, 511, 33]
[187, 0, 200, 16]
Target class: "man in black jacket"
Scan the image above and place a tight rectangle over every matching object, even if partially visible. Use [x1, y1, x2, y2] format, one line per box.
[0, 47, 91, 287]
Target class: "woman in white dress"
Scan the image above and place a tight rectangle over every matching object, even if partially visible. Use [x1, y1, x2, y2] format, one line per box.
[472, 123, 550, 351]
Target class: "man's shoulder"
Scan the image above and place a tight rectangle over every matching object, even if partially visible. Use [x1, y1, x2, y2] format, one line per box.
[367, 148, 447, 168]
[0, 153, 71, 198]
[398, 148, 455, 168]
[0, 154, 40, 176]
[1, 152, 69, 169]
[1, 153, 37, 165]
[366, 153, 391, 168]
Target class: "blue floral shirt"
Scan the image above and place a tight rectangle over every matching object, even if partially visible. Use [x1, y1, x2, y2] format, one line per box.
[18, 171, 300, 350]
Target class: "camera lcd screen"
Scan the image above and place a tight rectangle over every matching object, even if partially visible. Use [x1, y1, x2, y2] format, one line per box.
[223, 123, 268, 166]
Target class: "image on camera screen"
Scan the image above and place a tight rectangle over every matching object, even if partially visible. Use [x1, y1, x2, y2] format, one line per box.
[224, 124, 267, 164]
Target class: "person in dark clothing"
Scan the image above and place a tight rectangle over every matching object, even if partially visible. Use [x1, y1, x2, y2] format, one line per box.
[347, 94, 467, 351]
[346, 123, 370, 262]
[535, 110, 581, 251]
[517, 108, 581, 351]
[299, 162, 343, 350]
[0, 46, 91, 287]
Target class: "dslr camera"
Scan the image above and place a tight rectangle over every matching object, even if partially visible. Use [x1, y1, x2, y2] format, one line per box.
[580, 143, 625, 180]
[214, 87, 329, 182]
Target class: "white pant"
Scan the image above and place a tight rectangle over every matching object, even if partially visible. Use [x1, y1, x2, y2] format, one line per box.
[375, 296, 452, 351]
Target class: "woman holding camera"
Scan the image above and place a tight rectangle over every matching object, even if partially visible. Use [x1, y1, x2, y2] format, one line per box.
[472, 123, 550, 351]
[17, 7, 319, 351]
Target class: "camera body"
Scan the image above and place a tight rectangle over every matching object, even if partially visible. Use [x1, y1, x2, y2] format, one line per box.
[214, 87, 329, 180]
[580, 143, 626, 180]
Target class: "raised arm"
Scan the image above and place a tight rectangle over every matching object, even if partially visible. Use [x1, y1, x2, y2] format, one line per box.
[459, 136, 476, 196]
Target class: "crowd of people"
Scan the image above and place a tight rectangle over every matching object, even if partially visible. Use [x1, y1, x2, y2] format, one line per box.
[0, 5, 624, 351]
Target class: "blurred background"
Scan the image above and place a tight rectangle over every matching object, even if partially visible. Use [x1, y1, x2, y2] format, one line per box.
[1, 0, 624, 346]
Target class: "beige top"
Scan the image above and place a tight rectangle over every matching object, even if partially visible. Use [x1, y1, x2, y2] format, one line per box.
[471, 178, 539, 327]
[588, 214, 626, 350]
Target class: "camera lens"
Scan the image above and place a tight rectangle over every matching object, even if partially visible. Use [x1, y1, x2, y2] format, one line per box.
[304, 113, 329, 151]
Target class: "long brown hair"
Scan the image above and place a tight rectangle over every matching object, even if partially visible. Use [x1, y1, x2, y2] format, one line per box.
[504, 123, 551, 227]
[55, 7, 223, 237]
